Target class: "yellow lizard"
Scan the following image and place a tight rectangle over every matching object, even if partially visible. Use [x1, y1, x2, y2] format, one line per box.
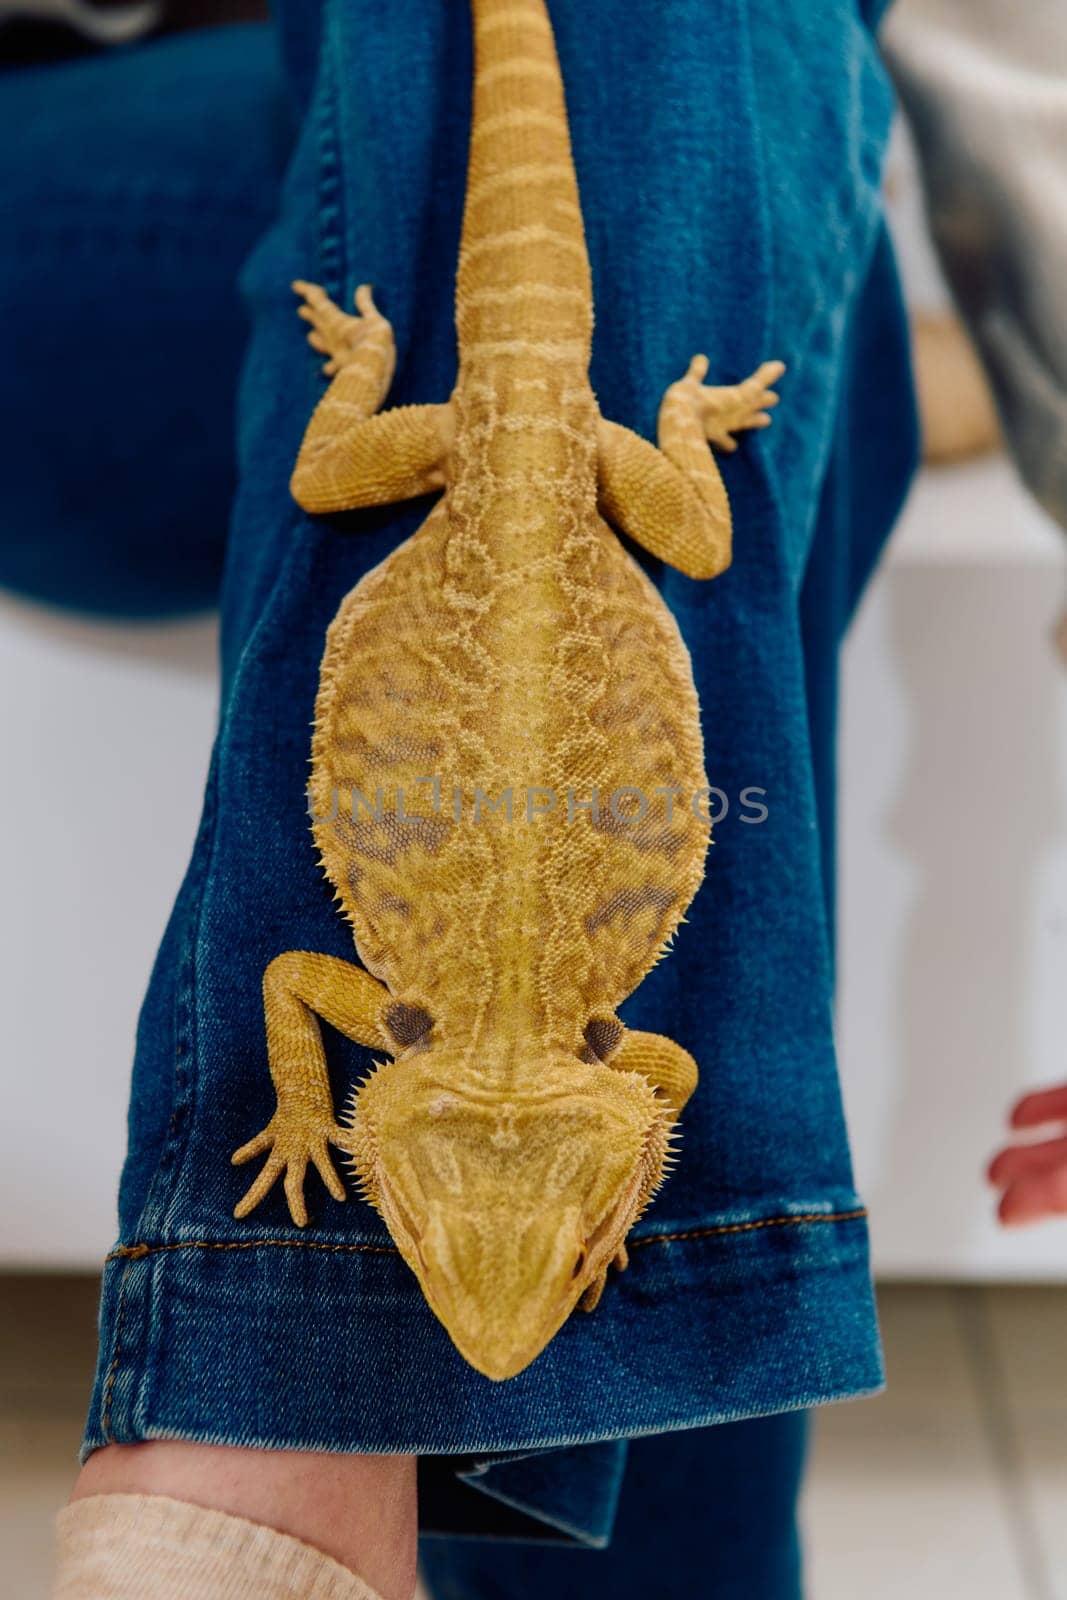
[232, 0, 783, 1380]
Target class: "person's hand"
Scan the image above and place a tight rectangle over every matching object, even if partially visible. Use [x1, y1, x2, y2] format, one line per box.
[988, 1084, 1067, 1224]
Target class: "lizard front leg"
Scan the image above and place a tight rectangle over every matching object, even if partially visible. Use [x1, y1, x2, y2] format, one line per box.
[606, 1025, 700, 1118]
[290, 281, 454, 515]
[596, 357, 784, 580]
[232, 950, 394, 1227]
[579, 1020, 699, 1309]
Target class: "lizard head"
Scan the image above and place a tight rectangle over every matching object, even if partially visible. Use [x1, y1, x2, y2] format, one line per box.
[344, 1053, 673, 1380]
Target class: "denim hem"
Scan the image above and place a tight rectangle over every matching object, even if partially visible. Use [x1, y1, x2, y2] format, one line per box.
[101, 1202, 869, 1270]
[82, 1196, 883, 1467]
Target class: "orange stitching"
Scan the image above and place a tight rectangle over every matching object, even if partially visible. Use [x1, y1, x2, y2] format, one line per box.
[108, 1237, 398, 1262]
[101, 1265, 131, 1442]
[627, 1207, 868, 1250]
[106, 1207, 866, 1265]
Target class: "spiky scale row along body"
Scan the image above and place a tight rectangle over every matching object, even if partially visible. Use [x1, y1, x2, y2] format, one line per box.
[232, 0, 784, 1379]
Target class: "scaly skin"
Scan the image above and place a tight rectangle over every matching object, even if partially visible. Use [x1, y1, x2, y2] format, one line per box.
[232, 0, 784, 1380]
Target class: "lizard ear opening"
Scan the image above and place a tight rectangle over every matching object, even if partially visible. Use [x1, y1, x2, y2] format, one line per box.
[382, 1000, 434, 1054]
[581, 1014, 624, 1064]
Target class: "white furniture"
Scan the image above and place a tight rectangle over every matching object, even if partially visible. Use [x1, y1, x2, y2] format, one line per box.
[0, 603, 218, 1268]
[839, 462, 1067, 1278]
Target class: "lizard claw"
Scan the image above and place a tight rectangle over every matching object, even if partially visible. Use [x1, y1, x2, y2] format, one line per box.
[353, 283, 384, 319]
[232, 1110, 347, 1227]
[578, 1242, 629, 1313]
[291, 279, 393, 379]
[674, 355, 786, 452]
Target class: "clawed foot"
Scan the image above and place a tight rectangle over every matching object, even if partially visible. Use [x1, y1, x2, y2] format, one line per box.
[674, 355, 786, 452]
[232, 1103, 348, 1227]
[579, 1242, 629, 1313]
[292, 280, 394, 380]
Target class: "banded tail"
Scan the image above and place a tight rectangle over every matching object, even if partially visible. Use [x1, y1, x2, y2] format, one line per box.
[457, 0, 593, 354]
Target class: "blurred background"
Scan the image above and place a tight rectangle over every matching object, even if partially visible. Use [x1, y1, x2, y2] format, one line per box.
[1, 4, 1066, 1597]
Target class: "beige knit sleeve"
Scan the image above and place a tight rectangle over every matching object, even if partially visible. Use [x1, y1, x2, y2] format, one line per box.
[53, 1494, 387, 1600]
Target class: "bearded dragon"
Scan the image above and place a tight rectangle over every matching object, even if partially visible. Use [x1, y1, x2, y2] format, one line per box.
[232, 0, 783, 1380]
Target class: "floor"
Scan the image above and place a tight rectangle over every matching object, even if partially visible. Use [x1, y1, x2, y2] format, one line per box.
[803, 1286, 1067, 1600]
[3, 1280, 1064, 1599]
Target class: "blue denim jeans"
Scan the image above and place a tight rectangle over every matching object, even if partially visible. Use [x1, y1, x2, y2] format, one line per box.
[0, 24, 292, 616]
[420, 1411, 808, 1596]
[0, 0, 915, 1571]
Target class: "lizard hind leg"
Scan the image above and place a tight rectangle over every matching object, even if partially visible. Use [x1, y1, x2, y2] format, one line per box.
[596, 356, 785, 580]
[674, 353, 786, 453]
[289, 279, 454, 516]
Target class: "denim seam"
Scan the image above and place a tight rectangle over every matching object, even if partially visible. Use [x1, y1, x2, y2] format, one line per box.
[316, 6, 346, 302]
[100, 1261, 133, 1444]
[738, 0, 774, 367]
[766, 163, 882, 513]
[150, 758, 218, 1237]
[129, 758, 219, 1243]
[768, 29, 894, 530]
[104, 1207, 867, 1264]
